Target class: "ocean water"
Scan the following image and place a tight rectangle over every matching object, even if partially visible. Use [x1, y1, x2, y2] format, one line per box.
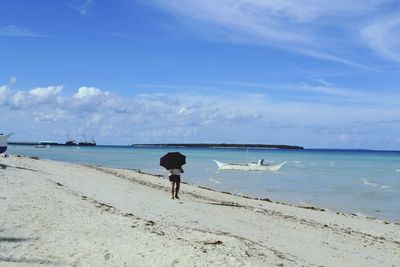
[7, 145, 400, 222]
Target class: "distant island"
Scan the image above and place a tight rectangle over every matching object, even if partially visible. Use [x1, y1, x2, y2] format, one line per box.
[131, 143, 304, 149]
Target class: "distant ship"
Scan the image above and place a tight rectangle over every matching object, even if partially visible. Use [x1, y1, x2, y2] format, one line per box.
[78, 136, 96, 146]
[64, 135, 96, 146]
[65, 135, 78, 146]
[65, 140, 78, 146]
[78, 140, 96, 146]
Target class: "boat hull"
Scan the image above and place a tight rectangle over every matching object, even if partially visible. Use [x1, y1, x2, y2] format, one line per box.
[0, 133, 13, 154]
[214, 160, 286, 171]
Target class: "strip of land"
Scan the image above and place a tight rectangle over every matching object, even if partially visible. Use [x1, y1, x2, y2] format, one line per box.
[0, 156, 399, 266]
[132, 143, 304, 149]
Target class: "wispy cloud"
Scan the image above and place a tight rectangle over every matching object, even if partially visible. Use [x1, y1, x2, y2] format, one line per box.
[67, 0, 95, 16]
[131, 81, 400, 106]
[361, 15, 400, 62]
[149, 0, 395, 67]
[0, 25, 46, 38]
[290, 47, 376, 70]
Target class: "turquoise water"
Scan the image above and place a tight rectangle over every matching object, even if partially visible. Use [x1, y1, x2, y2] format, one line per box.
[7, 145, 400, 222]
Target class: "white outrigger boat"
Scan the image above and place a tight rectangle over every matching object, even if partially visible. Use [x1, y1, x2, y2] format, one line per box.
[0, 133, 13, 156]
[214, 159, 287, 172]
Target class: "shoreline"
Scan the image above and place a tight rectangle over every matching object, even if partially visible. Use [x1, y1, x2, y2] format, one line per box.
[135, 168, 398, 225]
[1, 155, 399, 266]
[6, 150, 400, 223]
[6, 153, 400, 223]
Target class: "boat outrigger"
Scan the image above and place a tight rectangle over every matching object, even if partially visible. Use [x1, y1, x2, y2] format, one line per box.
[213, 159, 287, 172]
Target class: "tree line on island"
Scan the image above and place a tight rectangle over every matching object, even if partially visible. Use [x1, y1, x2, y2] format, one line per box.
[131, 143, 304, 149]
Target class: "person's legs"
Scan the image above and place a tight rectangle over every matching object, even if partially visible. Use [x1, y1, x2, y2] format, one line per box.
[170, 181, 176, 199]
[175, 181, 180, 198]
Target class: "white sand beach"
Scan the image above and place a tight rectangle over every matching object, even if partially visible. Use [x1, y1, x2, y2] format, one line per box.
[0, 155, 399, 266]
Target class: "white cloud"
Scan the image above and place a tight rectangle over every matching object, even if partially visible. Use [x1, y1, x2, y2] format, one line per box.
[30, 86, 63, 99]
[74, 86, 109, 99]
[0, 25, 46, 37]
[11, 86, 63, 108]
[0, 85, 9, 105]
[71, 86, 112, 112]
[361, 15, 400, 62]
[33, 109, 67, 122]
[1, 82, 400, 148]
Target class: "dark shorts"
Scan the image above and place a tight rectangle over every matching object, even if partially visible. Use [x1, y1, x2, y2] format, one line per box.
[169, 175, 181, 182]
[0, 146, 6, 154]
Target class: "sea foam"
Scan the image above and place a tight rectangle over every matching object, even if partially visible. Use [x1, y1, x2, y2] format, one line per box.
[209, 178, 220, 184]
[361, 178, 378, 187]
[361, 178, 392, 189]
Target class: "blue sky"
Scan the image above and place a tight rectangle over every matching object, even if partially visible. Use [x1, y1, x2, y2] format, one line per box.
[1, 0, 400, 149]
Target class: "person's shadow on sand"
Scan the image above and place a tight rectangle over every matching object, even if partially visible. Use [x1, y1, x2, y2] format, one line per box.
[0, 164, 38, 172]
[0, 237, 31, 242]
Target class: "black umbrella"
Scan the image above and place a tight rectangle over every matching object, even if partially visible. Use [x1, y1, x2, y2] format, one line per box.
[160, 152, 186, 170]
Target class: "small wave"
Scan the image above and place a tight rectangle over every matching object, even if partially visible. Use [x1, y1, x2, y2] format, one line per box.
[361, 178, 391, 189]
[292, 160, 301, 164]
[361, 178, 378, 187]
[380, 185, 392, 189]
[209, 178, 220, 184]
[395, 169, 400, 172]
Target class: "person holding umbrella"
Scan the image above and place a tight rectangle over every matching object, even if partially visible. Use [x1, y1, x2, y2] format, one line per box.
[168, 166, 184, 199]
[160, 152, 186, 199]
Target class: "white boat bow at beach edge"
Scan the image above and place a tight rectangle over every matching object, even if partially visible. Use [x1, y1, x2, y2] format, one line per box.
[0, 133, 13, 156]
[213, 159, 287, 171]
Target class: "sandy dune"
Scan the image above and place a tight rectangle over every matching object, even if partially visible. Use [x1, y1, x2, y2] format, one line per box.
[0, 155, 399, 266]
